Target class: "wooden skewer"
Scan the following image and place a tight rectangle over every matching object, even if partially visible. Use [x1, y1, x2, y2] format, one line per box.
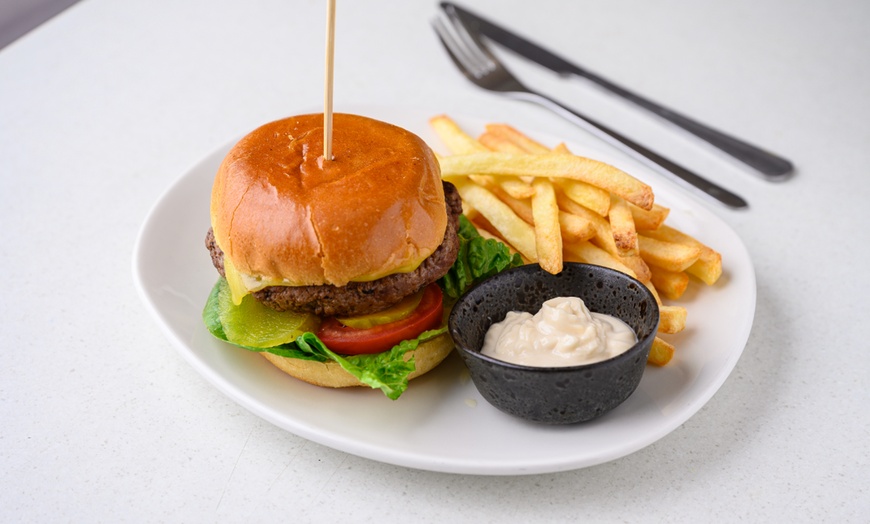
[323, 0, 336, 162]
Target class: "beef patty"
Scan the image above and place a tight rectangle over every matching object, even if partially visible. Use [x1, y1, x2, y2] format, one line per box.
[206, 181, 462, 317]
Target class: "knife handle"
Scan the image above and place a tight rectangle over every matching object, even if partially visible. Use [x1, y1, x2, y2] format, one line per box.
[512, 91, 749, 209]
[569, 69, 793, 181]
[442, 1, 792, 180]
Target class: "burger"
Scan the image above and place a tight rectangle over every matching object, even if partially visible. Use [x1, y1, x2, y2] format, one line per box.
[202, 113, 520, 399]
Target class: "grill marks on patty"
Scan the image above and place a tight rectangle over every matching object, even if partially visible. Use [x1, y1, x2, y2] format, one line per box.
[206, 181, 462, 317]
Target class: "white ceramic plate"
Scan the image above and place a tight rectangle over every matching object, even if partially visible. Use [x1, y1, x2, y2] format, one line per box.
[133, 107, 755, 475]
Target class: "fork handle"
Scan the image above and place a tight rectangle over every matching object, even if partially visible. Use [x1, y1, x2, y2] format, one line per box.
[512, 91, 749, 209]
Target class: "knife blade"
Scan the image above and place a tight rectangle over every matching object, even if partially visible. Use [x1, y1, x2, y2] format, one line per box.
[440, 2, 794, 181]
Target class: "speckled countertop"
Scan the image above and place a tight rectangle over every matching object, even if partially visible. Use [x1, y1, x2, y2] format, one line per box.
[2, 0, 867, 521]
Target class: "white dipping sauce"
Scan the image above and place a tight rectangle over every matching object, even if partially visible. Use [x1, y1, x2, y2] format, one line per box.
[481, 297, 637, 367]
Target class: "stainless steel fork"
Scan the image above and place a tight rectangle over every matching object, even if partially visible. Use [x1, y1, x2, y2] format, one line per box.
[432, 13, 748, 209]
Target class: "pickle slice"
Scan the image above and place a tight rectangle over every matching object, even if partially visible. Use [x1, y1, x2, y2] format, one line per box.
[336, 289, 425, 329]
[217, 279, 319, 348]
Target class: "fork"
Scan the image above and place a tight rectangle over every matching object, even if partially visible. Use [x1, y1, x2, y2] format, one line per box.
[432, 13, 748, 209]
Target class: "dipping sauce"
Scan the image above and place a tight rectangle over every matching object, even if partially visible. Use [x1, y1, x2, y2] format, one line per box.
[481, 297, 637, 367]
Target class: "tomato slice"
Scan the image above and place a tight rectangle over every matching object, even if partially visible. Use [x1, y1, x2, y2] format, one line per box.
[316, 284, 444, 355]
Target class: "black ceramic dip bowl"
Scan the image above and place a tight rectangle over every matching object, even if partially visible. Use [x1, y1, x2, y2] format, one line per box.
[448, 263, 660, 424]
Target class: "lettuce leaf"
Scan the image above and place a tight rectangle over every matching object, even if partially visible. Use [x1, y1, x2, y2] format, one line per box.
[296, 329, 446, 400]
[203, 278, 446, 399]
[439, 215, 523, 300]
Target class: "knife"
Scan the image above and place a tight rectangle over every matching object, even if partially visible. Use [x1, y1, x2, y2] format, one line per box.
[441, 2, 794, 181]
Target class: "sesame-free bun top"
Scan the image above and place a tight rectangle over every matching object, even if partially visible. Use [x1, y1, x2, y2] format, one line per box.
[210, 113, 447, 287]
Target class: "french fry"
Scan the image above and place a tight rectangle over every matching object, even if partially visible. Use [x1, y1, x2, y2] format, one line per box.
[687, 248, 723, 286]
[642, 225, 722, 285]
[469, 174, 498, 187]
[491, 186, 594, 242]
[609, 194, 639, 256]
[553, 151, 651, 210]
[556, 179, 611, 216]
[491, 134, 610, 219]
[553, 142, 573, 155]
[488, 186, 531, 222]
[429, 115, 489, 154]
[552, 142, 571, 154]
[477, 132, 528, 154]
[551, 141, 612, 217]
[563, 241, 637, 278]
[469, 211, 500, 237]
[484, 123, 549, 153]
[648, 337, 675, 366]
[457, 127, 540, 200]
[649, 265, 690, 300]
[658, 305, 687, 334]
[474, 219, 532, 265]
[496, 179, 534, 199]
[638, 235, 702, 273]
[558, 212, 596, 242]
[438, 152, 654, 210]
[454, 180, 538, 262]
[462, 204, 480, 221]
[429, 115, 496, 186]
[563, 174, 632, 280]
[629, 202, 670, 231]
[618, 254, 652, 283]
[530, 179, 563, 274]
[644, 279, 662, 306]
[556, 192, 620, 257]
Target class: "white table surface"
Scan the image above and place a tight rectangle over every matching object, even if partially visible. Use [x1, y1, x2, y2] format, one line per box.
[2, 0, 868, 521]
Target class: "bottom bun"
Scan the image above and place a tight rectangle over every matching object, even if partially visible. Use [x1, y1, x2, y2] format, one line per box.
[260, 333, 455, 388]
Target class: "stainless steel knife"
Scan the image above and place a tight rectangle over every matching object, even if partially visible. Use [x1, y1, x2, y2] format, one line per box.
[441, 2, 794, 181]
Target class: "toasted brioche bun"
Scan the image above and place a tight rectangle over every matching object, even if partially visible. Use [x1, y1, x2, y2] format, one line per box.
[260, 331, 454, 388]
[210, 113, 447, 287]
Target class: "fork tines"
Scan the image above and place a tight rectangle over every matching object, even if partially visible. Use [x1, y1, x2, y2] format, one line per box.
[432, 13, 496, 80]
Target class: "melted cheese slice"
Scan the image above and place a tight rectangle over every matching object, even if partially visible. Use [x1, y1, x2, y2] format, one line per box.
[222, 255, 427, 306]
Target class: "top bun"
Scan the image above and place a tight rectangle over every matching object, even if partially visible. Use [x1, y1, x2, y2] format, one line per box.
[210, 113, 447, 287]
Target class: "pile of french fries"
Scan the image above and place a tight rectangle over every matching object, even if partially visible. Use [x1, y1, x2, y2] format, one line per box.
[430, 115, 723, 366]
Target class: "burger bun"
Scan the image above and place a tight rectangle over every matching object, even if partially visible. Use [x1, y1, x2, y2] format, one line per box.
[260, 332, 455, 388]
